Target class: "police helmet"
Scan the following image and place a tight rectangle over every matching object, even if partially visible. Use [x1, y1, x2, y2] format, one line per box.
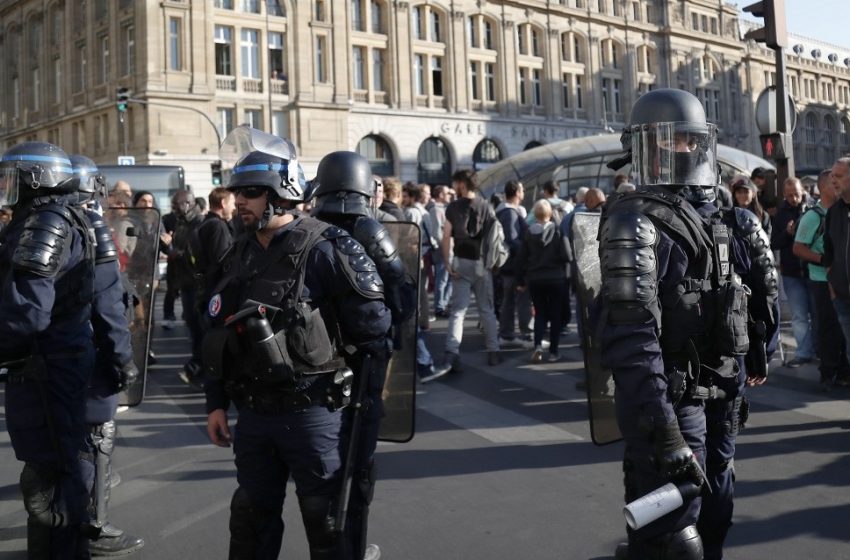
[69, 154, 107, 205]
[227, 150, 305, 202]
[0, 142, 77, 206]
[623, 89, 718, 189]
[310, 151, 374, 216]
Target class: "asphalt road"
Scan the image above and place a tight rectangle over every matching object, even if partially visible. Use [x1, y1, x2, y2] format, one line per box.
[2, 299, 850, 559]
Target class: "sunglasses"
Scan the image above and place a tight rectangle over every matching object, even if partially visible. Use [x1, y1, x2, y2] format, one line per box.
[232, 186, 268, 199]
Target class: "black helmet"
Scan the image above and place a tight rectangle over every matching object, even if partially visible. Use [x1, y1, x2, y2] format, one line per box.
[69, 154, 107, 205]
[227, 150, 305, 202]
[310, 151, 374, 216]
[0, 142, 77, 206]
[622, 88, 718, 189]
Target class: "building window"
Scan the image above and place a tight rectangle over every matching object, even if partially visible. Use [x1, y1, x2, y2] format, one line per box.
[315, 36, 328, 83]
[241, 29, 260, 79]
[352, 47, 365, 90]
[351, 0, 364, 31]
[99, 35, 109, 84]
[267, 0, 284, 16]
[601, 39, 619, 69]
[473, 138, 503, 170]
[413, 6, 424, 40]
[417, 137, 451, 185]
[215, 0, 234, 8]
[372, 48, 385, 91]
[484, 20, 494, 49]
[315, 0, 327, 21]
[467, 16, 478, 48]
[169, 18, 182, 71]
[602, 78, 622, 116]
[637, 45, 654, 74]
[841, 118, 850, 153]
[51, 8, 63, 49]
[121, 25, 135, 76]
[371, 1, 384, 33]
[268, 32, 285, 80]
[470, 61, 480, 100]
[75, 43, 87, 92]
[517, 25, 527, 55]
[414, 54, 425, 95]
[431, 56, 443, 96]
[219, 107, 235, 138]
[95, 0, 108, 20]
[519, 68, 528, 105]
[272, 110, 288, 137]
[692, 12, 698, 30]
[12, 77, 20, 118]
[244, 109, 262, 129]
[357, 134, 395, 177]
[430, 10, 441, 42]
[532, 69, 542, 106]
[215, 26, 233, 76]
[241, 0, 260, 14]
[485, 63, 496, 101]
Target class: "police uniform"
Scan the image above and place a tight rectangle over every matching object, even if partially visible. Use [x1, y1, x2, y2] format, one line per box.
[0, 143, 97, 558]
[599, 90, 776, 560]
[311, 151, 414, 560]
[204, 134, 391, 559]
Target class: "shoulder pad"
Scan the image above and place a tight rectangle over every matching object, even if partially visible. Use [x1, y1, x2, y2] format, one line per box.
[329, 235, 385, 299]
[351, 216, 405, 281]
[601, 210, 657, 247]
[322, 225, 348, 240]
[87, 211, 118, 264]
[12, 204, 75, 277]
[733, 207, 761, 235]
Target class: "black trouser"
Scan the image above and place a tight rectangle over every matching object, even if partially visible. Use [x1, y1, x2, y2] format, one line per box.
[529, 280, 565, 354]
[809, 279, 850, 380]
[163, 287, 177, 320]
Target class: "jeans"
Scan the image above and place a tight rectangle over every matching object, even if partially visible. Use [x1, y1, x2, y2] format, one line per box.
[433, 254, 452, 314]
[782, 275, 815, 359]
[499, 274, 533, 339]
[445, 257, 500, 354]
[529, 281, 565, 354]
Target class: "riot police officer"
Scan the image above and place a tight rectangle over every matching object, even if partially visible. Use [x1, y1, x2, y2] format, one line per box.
[0, 142, 98, 557]
[71, 155, 146, 556]
[599, 89, 777, 559]
[203, 135, 391, 559]
[311, 151, 415, 560]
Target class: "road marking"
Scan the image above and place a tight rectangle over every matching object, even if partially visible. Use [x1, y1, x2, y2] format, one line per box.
[418, 383, 583, 443]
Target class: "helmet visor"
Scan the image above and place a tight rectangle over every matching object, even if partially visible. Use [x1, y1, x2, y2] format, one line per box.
[220, 125, 297, 170]
[631, 122, 718, 187]
[0, 155, 74, 205]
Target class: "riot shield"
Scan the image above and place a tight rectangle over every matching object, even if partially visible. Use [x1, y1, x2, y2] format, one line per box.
[378, 221, 420, 443]
[571, 212, 621, 445]
[102, 207, 160, 407]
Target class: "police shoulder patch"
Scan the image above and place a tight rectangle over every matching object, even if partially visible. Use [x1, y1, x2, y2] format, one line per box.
[208, 294, 223, 317]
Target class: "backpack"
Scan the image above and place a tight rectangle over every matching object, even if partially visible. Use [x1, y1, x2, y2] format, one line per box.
[481, 214, 509, 270]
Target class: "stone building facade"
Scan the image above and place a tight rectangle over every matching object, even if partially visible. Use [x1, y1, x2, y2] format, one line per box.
[1, 0, 849, 197]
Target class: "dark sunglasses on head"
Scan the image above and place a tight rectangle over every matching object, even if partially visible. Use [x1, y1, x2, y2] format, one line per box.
[232, 186, 268, 199]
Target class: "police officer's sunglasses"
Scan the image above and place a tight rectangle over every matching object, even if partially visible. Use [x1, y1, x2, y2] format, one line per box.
[230, 186, 268, 199]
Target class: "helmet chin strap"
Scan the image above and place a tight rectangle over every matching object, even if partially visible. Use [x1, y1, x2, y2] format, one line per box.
[682, 185, 717, 204]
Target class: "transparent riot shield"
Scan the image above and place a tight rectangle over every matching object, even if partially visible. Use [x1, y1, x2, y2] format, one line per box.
[102, 207, 160, 407]
[378, 221, 420, 443]
[571, 212, 621, 445]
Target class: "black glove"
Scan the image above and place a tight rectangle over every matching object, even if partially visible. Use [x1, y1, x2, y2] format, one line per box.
[117, 361, 140, 390]
[651, 421, 703, 487]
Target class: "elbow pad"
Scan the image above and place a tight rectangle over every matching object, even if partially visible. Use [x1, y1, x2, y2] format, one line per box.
[352, 216, 405, 283]
[87, 212, 119, 264]
[323, 227, 385, 300]
[600, 210, 660, 325]
[734, 208, 779, 300]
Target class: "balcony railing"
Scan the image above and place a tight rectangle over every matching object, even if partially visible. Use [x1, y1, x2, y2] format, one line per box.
[353, 91, 368, 103]
[374, 91, 388, 104]
[216, 75, 236, 91]
[270, 79, 288, 95]
[243, 78, 263, 93]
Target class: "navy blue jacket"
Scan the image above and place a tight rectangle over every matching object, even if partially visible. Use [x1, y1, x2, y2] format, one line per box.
[205, 220, 391, 413]
[495, 204, 526, 275]
[770, 201, 805, 278]
[0, 207, 94, 360]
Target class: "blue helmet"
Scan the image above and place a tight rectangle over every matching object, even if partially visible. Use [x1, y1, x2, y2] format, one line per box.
[69, 154, 107, 205]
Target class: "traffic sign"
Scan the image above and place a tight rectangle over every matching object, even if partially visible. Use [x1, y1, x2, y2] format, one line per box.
[118, 156, 136, 166]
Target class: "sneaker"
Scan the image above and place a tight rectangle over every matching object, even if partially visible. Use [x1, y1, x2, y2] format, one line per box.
[89, 525, 145, 557]
[787, 357, 813, 368]
[420, 365, 449, 384]
[161, 320, 175, 331]
[540, 340, 551, 350]
[364, 544, 381, 560]
[530, 346, 544, 363]
[548, 351, 560, 362]
[498, 336, 520, 347]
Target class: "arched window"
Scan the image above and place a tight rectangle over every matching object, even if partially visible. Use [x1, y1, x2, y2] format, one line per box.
[823, 115, 836, 167]
[473, 138, 503, 170]
[356, 134, 395, 177]
[417, 137, 452, 185]
[524, 140, 543, 150]
[805, 112, 819, 165]
[841, 117, 850, 153]
[600, 39, 620, 69]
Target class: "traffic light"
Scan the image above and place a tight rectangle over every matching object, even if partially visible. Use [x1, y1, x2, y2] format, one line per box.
[211, 160, 223, 186]
[759, 133, 789, 160]
[116, 87, 130, 112]
[743, 0, 788, 49]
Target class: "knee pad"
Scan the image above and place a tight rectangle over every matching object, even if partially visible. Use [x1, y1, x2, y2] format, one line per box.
[91, 421, 117, 455]
[20, 463, 63, 528]
[229, 486, 280, 559]
[298, 495, 340, 560]
[656, 525, 704, 560]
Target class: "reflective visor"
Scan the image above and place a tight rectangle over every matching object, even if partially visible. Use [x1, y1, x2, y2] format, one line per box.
[0, 154, 74, 205]
[630, 122, 718, 188]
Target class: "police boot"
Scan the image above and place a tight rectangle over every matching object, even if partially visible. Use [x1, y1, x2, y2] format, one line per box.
[614, 543, 628, 560]
[89, 524, 145, 557]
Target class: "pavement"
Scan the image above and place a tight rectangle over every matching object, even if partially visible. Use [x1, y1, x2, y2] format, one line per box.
[1, 296, 850, 559]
